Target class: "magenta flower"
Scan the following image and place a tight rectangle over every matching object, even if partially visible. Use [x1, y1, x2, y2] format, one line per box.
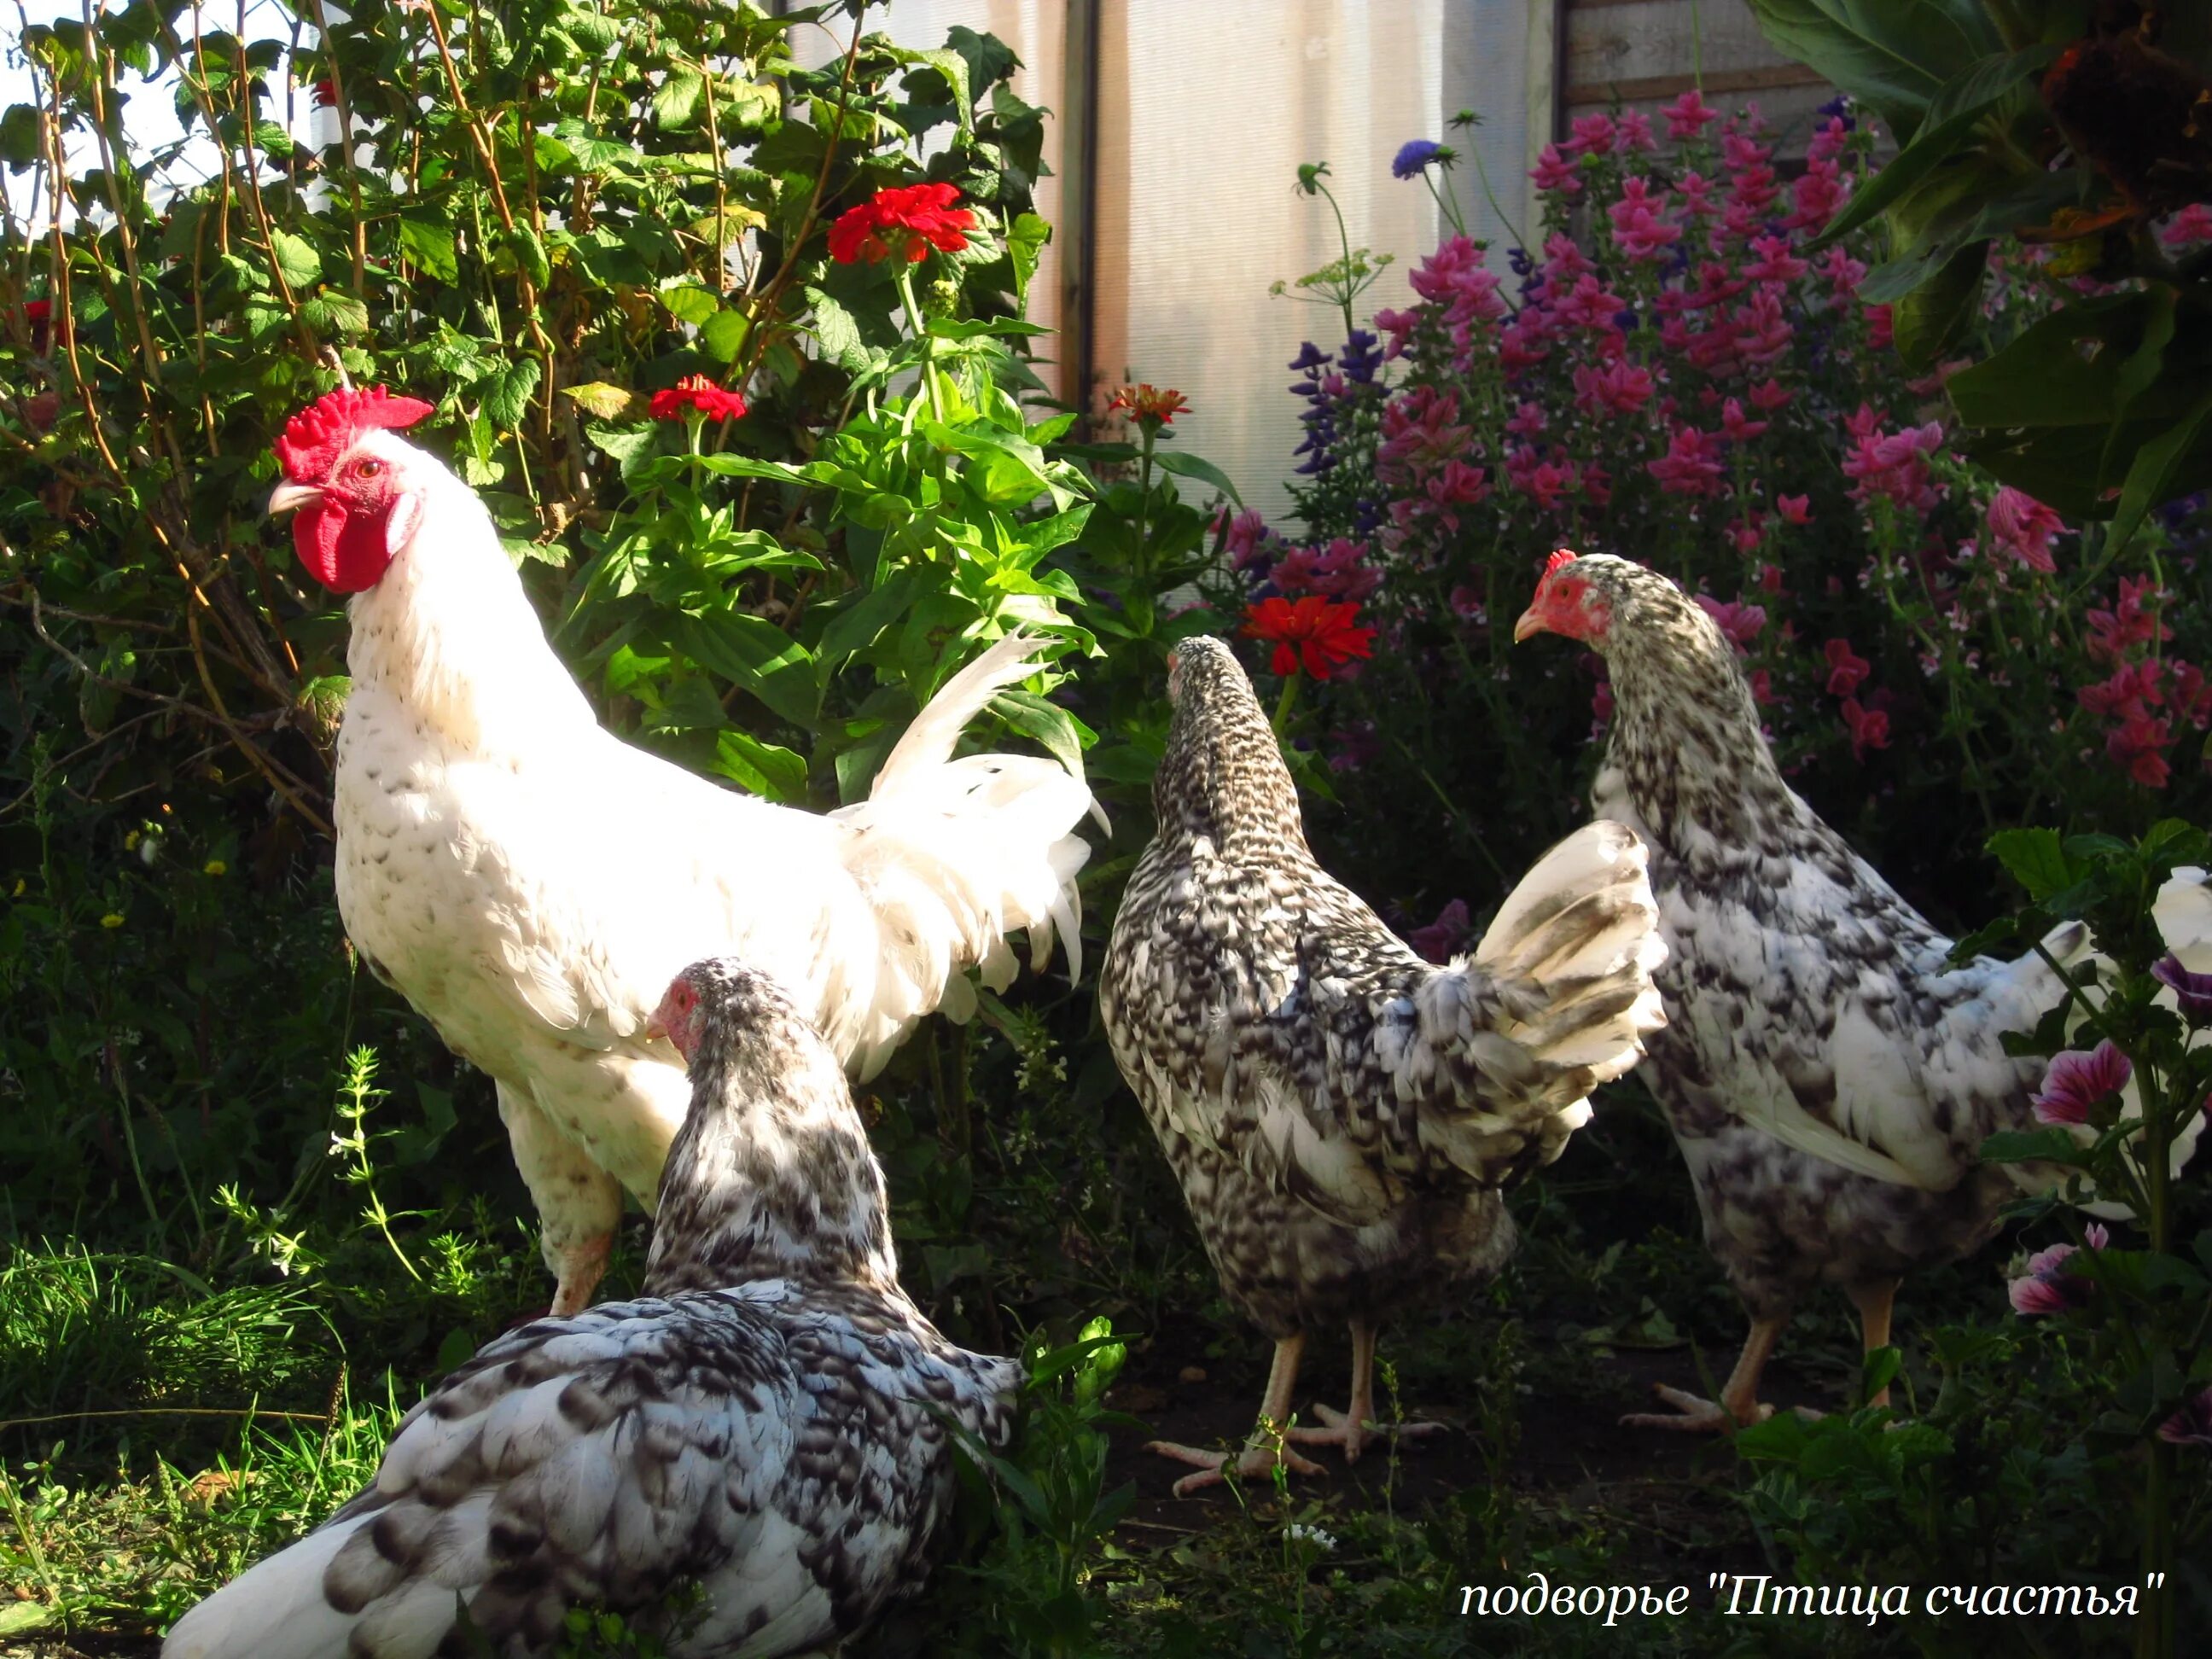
[1841, 696, 1889, 760]
[1616, 109, 1657, 153]
[2153, 955, 2212, 1022]
[1407, 898, 1472, 963]
[2031, 1041, 2131, 1126]
[1719, 398, 1769, 444]
[1609, 178, 1681, 261]
[1662, 89, 1719, 139]
[1646, 424, 1727, 497]
[1777, 493, 1813, 526]
[1572, 359, 1655, 417]
[2008, 1226, 2108, 1317]
[2161, 204, 2212, 250]
[1695, 594, 1767, 655]
[2086, 575, 2168, 664]
[1529, 143, 1582, 196]
[2159, 1387, 2212, 1448]
[1987, 486, 2064, 574]
[1824, 639, 1869, 696]
[1749, 378, 1793, 413]
[1743, 235, 1808, 284]
[1565, 112, 1617, 156]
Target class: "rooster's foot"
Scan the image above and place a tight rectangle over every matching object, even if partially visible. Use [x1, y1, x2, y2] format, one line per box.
[1146, 1438, 1325, 1498]
[1619, 1383, 1775, 1433]
[1284, 1402, 1449, 1465]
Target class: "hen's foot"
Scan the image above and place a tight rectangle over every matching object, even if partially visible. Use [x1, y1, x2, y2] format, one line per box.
[1147, 1439, 1325, 1498]
[1619, 1383, 1775, 1433]
[1284, 1402, 1449, 1465]
[548, 1233, 613, 1316]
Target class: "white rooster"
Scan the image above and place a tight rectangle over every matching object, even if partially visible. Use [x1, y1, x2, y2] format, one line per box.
[267, 386, 1092, 1313]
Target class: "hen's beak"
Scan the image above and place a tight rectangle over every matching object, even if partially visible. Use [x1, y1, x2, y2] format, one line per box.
[643, 1014, 668, 1043]
[266, 481, 322, 516]
[1511, 606, 1548, 643]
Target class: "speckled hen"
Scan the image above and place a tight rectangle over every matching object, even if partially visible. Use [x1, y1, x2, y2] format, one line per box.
[163, 958, 1020, 1659]
[1515, 550, 2102, 1429]
[265, 386, 1091, 1315]
[1100, 637, 1665, 1493]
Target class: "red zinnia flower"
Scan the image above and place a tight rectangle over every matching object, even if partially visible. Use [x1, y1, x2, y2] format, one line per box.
[1242, 597, 1375, 681]
[1106, 383, 1190, 430]
[827, 182, 975, 265]
[311, 79, 337, 108]
[649, 375, 749, 422]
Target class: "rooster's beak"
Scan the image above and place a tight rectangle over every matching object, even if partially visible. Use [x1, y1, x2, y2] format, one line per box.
[1511, 606, 1547, 643]
[643, 1014, 668, 1043]
[266, 481, 322, 516]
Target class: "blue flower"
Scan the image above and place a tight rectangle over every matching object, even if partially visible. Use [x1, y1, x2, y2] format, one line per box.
[1339, 329, 1382, 384]
[1288, 341, 1332, 374]
[1392, 140, 1445, 180]
[1816, 94, 1856, 130]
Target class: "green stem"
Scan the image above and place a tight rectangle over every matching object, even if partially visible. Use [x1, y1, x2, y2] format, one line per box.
[895, 262, 945, 423]
[1272, 671, 1301, 735]
[1317, 181, 1357, 340]
[1134, 425, 1156, 588]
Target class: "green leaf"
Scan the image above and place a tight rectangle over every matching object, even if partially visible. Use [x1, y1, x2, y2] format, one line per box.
[804, 287, 868, 370]
[2102, 381, 2212, 556]
[1979, 1126, 2089, 1166]
[269, 229, 322, 289]
[674, 611, 818, 728]
[1152, 448, 1243, 506]
[1745, 0, 2001, 143]
[700, 308, 750, 364]
[711, 728, 808, 801]
[654, 68, 706, 131]
[397, 212, 458, 284]
[816, 571, 921, 670]
[991, 687, 1091, 779]
[482, 357, 542, 431]
[1988, 826, 2073, 901]
[1810, 49, 2050, 251]
[660, 284, 719, 326]
[562, 381, 635, 421]
[1892, 241, 1987, 368]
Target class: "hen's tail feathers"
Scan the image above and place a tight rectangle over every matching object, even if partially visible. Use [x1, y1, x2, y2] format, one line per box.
[1413, 820, 1668, 1179]
[835, 633, 1097, 1076]
[161, 1507, 425, 1659]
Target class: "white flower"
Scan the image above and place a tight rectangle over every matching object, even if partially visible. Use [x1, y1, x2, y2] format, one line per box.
[1285, 1523, 1337, 1551]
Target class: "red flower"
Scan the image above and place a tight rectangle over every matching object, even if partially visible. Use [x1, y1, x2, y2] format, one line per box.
[1841, 696, 1889, 759]
[1107, 383, 1190, 430]
[649, 375, 749, 422]
[827, 182, 975, 265]
[311, 78, 337, 108]
[1242, 597, 1376, 681]
[1823, 639, 1869, 696]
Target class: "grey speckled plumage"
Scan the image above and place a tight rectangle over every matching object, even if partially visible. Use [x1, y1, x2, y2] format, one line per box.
[164, 960, 1018, 1659]
[1099, 637, 1664, 1489]
[1516, 552, 2093, 1427]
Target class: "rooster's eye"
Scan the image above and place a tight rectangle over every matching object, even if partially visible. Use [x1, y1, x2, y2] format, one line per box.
[353, 458, 381, 480]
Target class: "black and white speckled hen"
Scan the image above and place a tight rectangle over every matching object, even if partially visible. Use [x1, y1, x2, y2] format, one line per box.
[162, 958, 1019, 1659]
[1100, 637, 1666, 1493]
[1515, 550, 2102, 1430]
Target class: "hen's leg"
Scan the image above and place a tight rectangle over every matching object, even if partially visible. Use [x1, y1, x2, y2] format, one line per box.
[1622, 1312, 1785, 1432]
[497, 1082, 622, 1315]
[1286, 1319, 1447, 1464]
[1148, 1333, 1326, 1496]
[1848, 1278, 1900, 1407]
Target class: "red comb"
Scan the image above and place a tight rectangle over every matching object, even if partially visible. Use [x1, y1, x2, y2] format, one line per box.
[1545, 547, 1580, 575]
[274, 386, 434, 483]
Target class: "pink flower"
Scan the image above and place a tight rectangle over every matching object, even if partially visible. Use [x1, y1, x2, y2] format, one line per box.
[1408, 236, 1507, 323]
[1866, 303, 1895, 349]
[1220, 508, 1270, 569]
[1530, 143, 1582, 196]
[1719, 398, 1768, 443]
[1824, 639, 1869, 696]
[1572, 358, 1655, 417]
[1743, 235, 1808, 284]
[1675, 171, 1718, 219]
[2032, 1042, 2131, 1126]
[1448, 585, 1484, 622]
[1646, 425, 1727, 497]
[2161, 204, 2212, 250]
[1777, 493, 1813, 526]
[2108, 713, 2174, 788]
[1662, 90, 1719, 139]
[1609, 178, 1681, 261]
[2008, 1228, 2107, 1317]
[2159, 1387, 2212, 1448]
[1841, 696, 1889, 759]
[2087, 575, 2168, 664]
[1372, 306, 1420, 359]
[1617, 110, 1657, 153]
[1818, 246, 1868, 297]
[2077, 661, 2162, 720]
[1407, 898, 1472, 963]
[1592, 678, 1615, 731]
[1749, 378, 1793, 413]
[1566, 112, 1617, 156]
[1986, 486, 2064, 573]
[1696, 594, 1767, 654]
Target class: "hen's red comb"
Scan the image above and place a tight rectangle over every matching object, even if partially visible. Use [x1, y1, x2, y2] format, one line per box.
[274, 386, 433, 483]
[1545, 547, 1580, 575]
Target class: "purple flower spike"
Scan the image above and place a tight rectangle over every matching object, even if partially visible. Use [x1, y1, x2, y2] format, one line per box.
[2152, 954, 2212, 1022]
[2158, 1387, 2212, 1449]
[2030, 1041, 2132, 1126]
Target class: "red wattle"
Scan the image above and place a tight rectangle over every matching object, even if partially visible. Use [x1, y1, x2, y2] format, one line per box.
[293, 500, 394, 594]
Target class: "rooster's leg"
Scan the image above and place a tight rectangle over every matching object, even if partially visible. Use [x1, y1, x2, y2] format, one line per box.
[1621, 1312, 1785, 1431]
[1147, 1333, 1327, 1496]
[498, 1082, 623, 1315]
[1285, 1318, 1447, 1464]
[1848, 1278, 1900, 1407]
